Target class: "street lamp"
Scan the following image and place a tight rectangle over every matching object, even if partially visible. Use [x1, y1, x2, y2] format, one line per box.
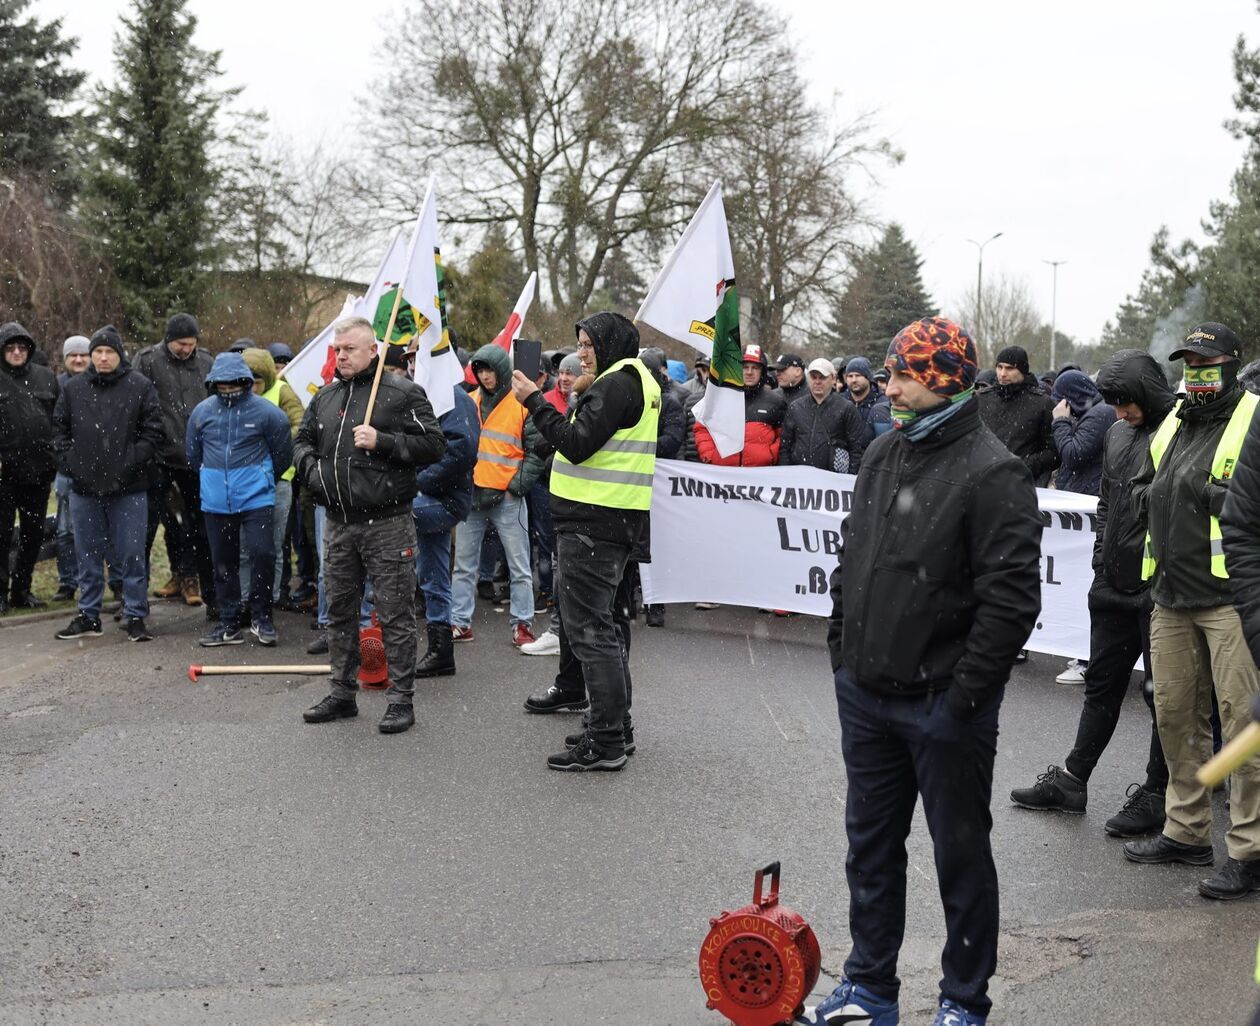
[1044, 259, 1067, 370]
[966, 232, 1004, 348]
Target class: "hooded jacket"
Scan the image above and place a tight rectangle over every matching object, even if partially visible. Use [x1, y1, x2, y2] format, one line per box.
[415, 385, 479, 523]
[1132, 378, 1255, 610]
[293, 353, 445, 524]
[53, 353, 164, 498]
[778, 389, 868, 472]
[1090, 350, 1175, 601]
[467, 343, 545, 510]
[827, 398, 1043, 718]
[694, 375, 787, 466]
[1050, 370, 1115, 495]
[0, 321, 59, 480]
[523, 311, 652, 547]
[241, 348, 304, 436]
[133, 339, 216, 468]
[186, 353, 294, 515]
[977, 375, 1060, 485]
[638, 348, 686, 460]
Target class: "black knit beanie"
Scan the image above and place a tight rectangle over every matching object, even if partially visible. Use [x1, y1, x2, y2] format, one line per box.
[995, 345, 1029, 376]
[90, 325, 126, 360]
[164, 312, 200, 343]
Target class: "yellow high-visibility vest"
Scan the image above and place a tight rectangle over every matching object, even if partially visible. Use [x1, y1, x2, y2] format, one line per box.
[1142, 390, 1260, 580]
[550, 358, 661, 511]
[260, 380, 296, 482]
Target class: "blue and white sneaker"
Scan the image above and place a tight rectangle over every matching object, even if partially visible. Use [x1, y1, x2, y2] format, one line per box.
[931, 998, 986, 1026]
[794, 977, 899, 1025]
[250, 618, 278, 647]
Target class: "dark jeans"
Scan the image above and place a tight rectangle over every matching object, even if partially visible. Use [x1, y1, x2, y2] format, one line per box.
[204, 507, 275, 628]
[834, 668, 1001, 1017]
[554, 532, 633, 748]
[1, 464, 51, 599]
[146, 465, 214, 601]
[70, 490, 149, 621]
[413, 494, 459, 625]
[1064, 597, 1168, 791]
[527, 482, 554, 596]
[325, 513, 418, 705]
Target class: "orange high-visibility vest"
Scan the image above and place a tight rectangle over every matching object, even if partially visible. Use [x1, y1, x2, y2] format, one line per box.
[472, 388, 527, 491]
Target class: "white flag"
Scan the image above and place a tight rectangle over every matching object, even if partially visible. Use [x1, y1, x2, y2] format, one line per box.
[636, 181, 744, 458]
[281, 293, 360, 407]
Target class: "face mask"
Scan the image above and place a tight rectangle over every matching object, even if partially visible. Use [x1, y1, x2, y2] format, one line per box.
[1183, 361, 1237, 406]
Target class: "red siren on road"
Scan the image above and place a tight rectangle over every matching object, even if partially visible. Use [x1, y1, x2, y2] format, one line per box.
[699, 862, 821, 1026]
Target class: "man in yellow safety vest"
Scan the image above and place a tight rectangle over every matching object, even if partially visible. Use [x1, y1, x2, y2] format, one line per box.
[511, 312, 660, 771]
[1126, 322, 1260, 900]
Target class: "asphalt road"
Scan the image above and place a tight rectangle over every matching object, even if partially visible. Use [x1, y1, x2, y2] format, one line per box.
[0, 598, 1256, 1025]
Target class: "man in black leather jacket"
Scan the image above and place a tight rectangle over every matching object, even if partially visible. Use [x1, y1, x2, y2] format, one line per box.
[1010, 350, 1172, 835]
[294, 317, 445, 735]
[803, 317, 1041, 1026]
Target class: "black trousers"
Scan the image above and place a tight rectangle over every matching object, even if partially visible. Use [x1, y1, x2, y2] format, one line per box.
[0, 464, 51, 599]
[835, 668, 1001, 1017]
[145, 465, 214, 601]
[1064, 597, 1168, 792]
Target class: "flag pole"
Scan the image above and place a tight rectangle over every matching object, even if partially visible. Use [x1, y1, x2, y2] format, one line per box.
[363, 286, 405, 426]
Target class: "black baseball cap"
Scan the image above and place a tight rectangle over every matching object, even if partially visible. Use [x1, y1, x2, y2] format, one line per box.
[1169, 322, 1242, 361]
[776, 352, 805, 370]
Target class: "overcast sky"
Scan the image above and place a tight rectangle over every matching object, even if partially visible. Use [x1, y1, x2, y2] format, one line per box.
[37, 0, 1257, 343]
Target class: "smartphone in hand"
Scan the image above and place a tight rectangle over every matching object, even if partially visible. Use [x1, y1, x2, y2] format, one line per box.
[514, 338, 542, 381]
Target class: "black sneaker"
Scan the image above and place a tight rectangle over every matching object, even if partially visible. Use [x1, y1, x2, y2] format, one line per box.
[125, 617, 152, 642]
[645, 604, 665, 627]
[306, 630, 329, 655]
[55, 614, 103, 640]
[523, 685, 589, 714]
[1122, 833, 1214, 866]
[565, 729, 636, 756]
[547, 734, 626, 772]
[1104, 783, 1166, 837]
[1198, 857, 1260, 900]
[1010, 765, 1087, 814]
[52, 585, 76, 602]
[379, 703, 415, 734]
[303, 695, 358, 723]
[477, 580, 496, 602]
[199, 625, 244, 647]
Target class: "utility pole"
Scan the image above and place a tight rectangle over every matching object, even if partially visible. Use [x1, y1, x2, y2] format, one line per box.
[1044, 259, 1067, 370]
[967, 232, 1004, 350]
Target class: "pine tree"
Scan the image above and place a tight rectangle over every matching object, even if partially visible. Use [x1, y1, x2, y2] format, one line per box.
[827, 224, 934, 361]
[0, 0, 85, 195]
[83, 0, 237, 343]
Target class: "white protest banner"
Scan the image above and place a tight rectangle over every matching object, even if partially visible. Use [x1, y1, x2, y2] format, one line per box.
[639, 459, 1097, 660]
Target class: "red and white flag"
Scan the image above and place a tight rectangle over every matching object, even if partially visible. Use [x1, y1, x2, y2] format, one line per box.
[463, 271, 537, 384]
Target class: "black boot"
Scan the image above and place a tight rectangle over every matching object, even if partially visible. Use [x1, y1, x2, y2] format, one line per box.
[416, 622, 455, 678]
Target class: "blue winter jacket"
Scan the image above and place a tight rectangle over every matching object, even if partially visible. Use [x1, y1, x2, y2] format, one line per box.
[1050, 369, 1114, 496]
[414, 385, 479, 523]
[186, 353, 294, 514]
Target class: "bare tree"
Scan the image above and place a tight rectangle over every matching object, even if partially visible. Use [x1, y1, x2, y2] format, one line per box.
[721, 65, 898, 352]
[952, 272, 1041, 365]
[362, 0, 783, 316]
[0, 173, 118, 349]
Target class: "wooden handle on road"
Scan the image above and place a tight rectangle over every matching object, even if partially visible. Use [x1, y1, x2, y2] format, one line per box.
[1197, 722, 1260, 788]
[188, 664, 331, 682]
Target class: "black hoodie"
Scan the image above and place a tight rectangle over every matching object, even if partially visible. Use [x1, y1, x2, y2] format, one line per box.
[523, 312, 651, 547]
[0, 321, 59, 480]
[1091, 350, 1176, 601]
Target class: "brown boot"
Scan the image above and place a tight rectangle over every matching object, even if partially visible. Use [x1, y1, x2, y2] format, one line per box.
[154, 576, 182, 599]
[181, 576, 204, 607]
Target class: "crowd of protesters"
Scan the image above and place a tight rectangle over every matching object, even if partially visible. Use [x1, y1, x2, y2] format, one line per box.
[5, 307, 1260, 1025]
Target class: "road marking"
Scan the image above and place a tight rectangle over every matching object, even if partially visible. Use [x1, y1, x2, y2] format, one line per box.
[760, 693, 789, 741]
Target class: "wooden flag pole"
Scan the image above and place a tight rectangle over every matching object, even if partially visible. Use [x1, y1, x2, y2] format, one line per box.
[362, 285, 406, 426]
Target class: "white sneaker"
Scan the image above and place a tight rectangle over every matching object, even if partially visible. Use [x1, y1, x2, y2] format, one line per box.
[1056, 659, 1086, 685]
[520, 629, 561, 656]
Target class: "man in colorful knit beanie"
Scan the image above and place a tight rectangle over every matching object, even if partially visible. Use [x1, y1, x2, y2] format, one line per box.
[799, 317, 1043, 1026]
